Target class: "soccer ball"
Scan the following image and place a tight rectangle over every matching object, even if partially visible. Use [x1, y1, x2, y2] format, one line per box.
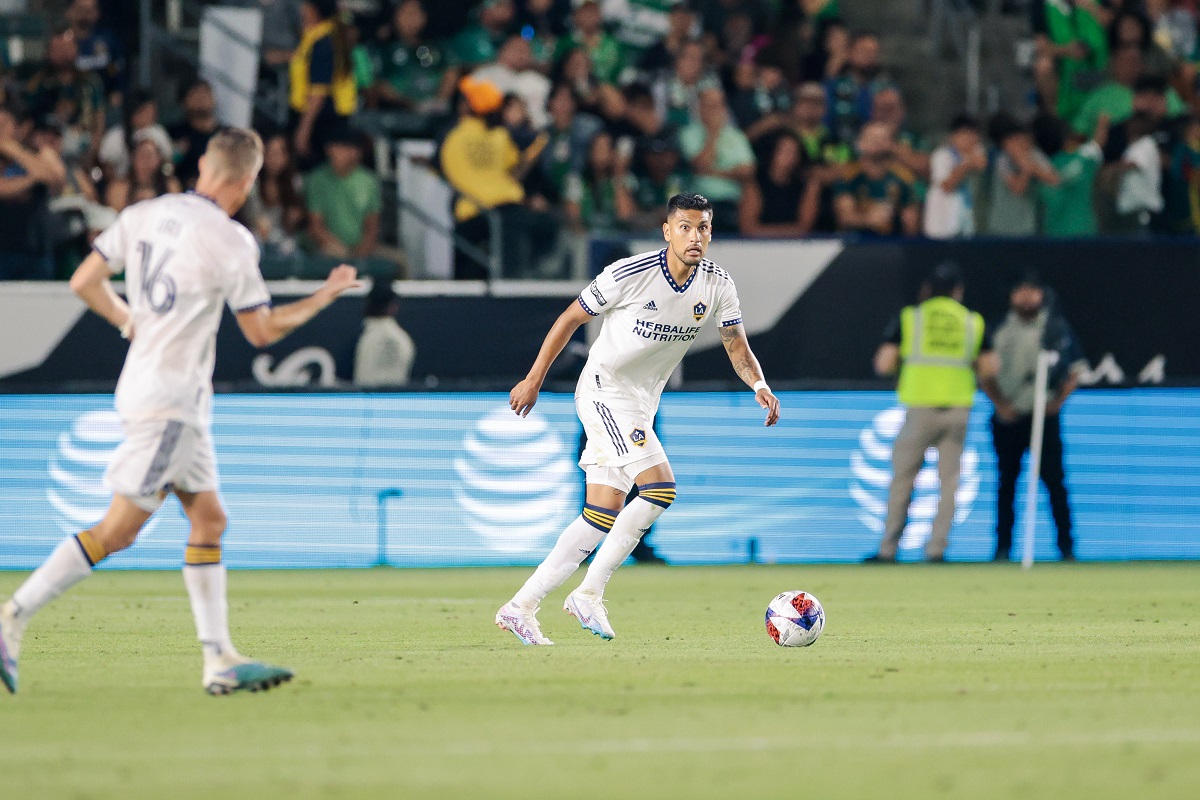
[765, 591, 825, 647]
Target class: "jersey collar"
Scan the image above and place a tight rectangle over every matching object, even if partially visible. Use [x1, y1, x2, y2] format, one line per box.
[659, 248, 697, 294]
[187, 190, 222, 209]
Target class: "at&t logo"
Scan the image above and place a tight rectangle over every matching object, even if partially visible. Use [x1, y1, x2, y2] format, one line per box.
[849, 407, 980, 550]
[453, 408, 577, 553]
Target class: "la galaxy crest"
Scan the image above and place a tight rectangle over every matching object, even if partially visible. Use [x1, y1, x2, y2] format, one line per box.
[692, 301, 707, 321]
[630, 427, 647, 447]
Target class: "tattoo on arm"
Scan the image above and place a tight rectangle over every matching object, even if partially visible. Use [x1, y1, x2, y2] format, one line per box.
[721, 324, 762, 386]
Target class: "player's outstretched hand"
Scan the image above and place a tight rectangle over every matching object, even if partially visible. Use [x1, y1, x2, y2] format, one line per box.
[510, 378, 541, 417]
[757, 388, 781, 427]
[323, 264, 364, 298]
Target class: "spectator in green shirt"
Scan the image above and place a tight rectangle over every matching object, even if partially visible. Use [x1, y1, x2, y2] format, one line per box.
[555, 0, 627, 85]
[305, 128, 383, 260]
[1030, 0, 1109, 121]
[679, 86, 756, 231]
[447, 0, 514, 69]
[1035, 113, 1108, 237]
[370, 0, 458, 112]
[653, 39, 720, 128]
[1072, 45, 1185, 136]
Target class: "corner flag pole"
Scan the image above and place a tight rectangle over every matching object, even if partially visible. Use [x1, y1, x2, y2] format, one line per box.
[1021, 351, 1057, 570]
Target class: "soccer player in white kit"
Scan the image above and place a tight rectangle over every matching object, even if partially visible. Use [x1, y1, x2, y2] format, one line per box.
[0, 128, 360, 695]
[495, 193, 781, 645]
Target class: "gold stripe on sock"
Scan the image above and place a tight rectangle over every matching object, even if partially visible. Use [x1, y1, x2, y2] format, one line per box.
[75, 530, 107, 566]
[184, 545, 222, 566]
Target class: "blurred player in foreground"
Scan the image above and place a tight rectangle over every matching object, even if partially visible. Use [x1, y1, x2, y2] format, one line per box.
[0, 128, 360, 696]
[496, 193, 781, 645]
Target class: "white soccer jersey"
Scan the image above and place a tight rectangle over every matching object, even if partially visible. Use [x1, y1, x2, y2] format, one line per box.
[576, 248, 742, 410]
[92, 192, 271, 428]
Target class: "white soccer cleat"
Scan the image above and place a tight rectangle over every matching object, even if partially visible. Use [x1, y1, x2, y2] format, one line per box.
[0, 600, 26, 695]
[495, 602, 553, 646]
[564, 590, 615, 640]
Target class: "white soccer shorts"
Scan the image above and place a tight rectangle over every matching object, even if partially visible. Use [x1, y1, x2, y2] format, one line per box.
[576, 395, 668, 493]
[106, 419, 219, 511]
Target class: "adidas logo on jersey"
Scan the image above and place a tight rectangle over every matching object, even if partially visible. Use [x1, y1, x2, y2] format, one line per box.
[642, 301, 657, 310]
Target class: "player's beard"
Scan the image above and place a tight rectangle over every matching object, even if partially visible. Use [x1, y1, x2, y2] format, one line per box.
[675, 243, 706, 266]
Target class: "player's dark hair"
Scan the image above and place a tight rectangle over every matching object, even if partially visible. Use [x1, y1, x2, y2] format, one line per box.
[666, 193, 713, 218]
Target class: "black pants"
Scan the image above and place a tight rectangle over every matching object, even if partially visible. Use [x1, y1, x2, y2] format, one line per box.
[455, 204, 560, 280]
[991, 413, 1074, 559]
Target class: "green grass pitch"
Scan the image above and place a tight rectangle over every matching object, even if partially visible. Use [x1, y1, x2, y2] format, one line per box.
[1, 563, 1198, 799]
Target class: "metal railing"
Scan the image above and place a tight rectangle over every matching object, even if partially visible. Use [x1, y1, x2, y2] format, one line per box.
[138, 0, 288, 127]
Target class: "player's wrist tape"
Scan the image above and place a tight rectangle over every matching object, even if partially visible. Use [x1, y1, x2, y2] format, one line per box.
[118, 318, 133, 340]
[752, 380, 770, 394]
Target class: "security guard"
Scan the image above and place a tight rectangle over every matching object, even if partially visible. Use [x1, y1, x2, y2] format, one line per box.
[866, 263, 999, 562]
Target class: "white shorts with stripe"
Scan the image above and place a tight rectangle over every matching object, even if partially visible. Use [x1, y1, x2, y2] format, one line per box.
[575, 395, 668, 494]
[106, 419, 219, 512]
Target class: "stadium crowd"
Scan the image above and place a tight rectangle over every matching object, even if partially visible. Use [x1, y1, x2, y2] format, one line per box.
[5, 0, 1200, 280]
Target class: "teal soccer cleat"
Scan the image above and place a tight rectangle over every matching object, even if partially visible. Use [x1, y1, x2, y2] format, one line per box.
[204, 660, 294, 696]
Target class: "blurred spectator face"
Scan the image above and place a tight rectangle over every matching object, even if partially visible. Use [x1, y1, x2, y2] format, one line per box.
[574, 1, 603, 36]
[1010, 284, 1044, 316]
[131, 98, 158, 131]
[769, 134, 801, 177]
[698, 88, 728, 130]
[48, 29, 79, 69]
[184, 82, 217, 120]
[1132, 88, 1168, 120]
[871, 88, 905, 129]
[722, 13, 754, 54]
[502, 94, 530, 129]
[327, 141, 361, 177]
[625, 90, 660, 132]
[548, 83, 577, 126]
[498, 37, 533, 71]
[791, 83, 826, 127]
[1187, 117, 1200, 145]
[67, 0, 101, 34]
[482, 0, 515, 30]
[528, 0, 554, 14]
[825, 23, 850, 56]
[1000, 130, 1033, 161]
[760, 65, 785, 92]
[300, 1, 323, 28]
[643, 146, 679, 182]
[948, 125, 980, 155]
[588, 132, 615, 172]
[1111, 46, 1143, 85]
[32, 125, 64, 154]
[668, 6, 695, 38]
[675, 41, 705, 84]
[131, 138, 164, 183]
[562, 48, 593, 82]
[849, 35, 881, 77]
[856, 122, 894, 177]
[264, 135, 290, 177]
[394, 0, 427, 40]
[1113, 14, 1146, 50]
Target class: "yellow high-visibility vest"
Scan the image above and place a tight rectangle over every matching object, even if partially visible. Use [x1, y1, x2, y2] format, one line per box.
[897, 296, 984, 408]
